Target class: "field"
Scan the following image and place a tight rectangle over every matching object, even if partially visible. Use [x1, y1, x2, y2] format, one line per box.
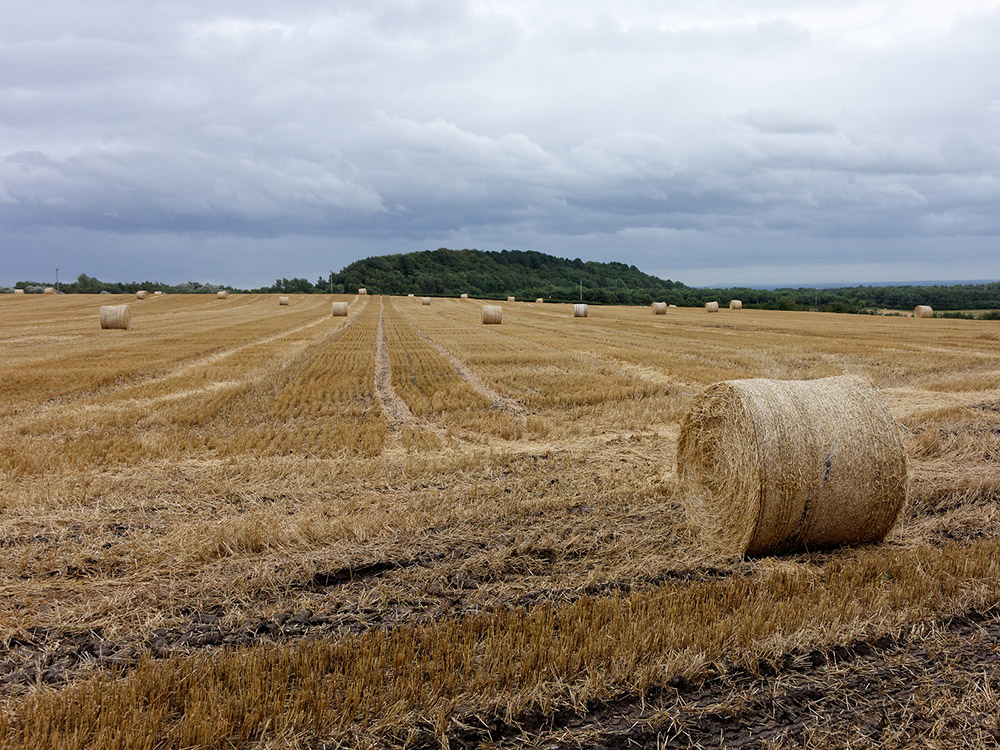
[1, 293, 1000, 748]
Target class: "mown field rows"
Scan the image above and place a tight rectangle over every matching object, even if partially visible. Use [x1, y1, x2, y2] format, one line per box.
[1, 293, 999, 747]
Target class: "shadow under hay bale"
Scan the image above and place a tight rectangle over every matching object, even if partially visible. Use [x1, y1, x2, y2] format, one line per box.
[677, 375, 907, 557]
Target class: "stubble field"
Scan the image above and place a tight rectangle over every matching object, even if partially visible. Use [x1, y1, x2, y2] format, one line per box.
[1, 292, 1000, 748]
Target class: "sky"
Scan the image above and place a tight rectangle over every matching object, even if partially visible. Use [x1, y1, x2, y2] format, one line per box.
[2, 0, 999, 288]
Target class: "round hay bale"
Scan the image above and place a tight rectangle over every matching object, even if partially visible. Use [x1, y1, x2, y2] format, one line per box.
[217, 290, 229, 299]
[652, 302, 667, 314]
[677, 375, 907, 557]
[729, 300, 743, 310]
[407, 293, 415, 298]
[13, 289, 25, 295]
[44, 287, 56, 295]
[668, 304, 677, 308]
[573, 303, 588, 317]
[331, 301, 349, 316]
[136, 290, 149, 300]
[914, 305, 933, 318]
[100, 304, 131, 330]
[461, 293, 469, 299]
[421, 297, 431, 305]
[535, 297, 544, 303]
[507, 296, 516, 302]
[279, 296, 290, 306]
[358, 288, 367, 295]
[705, 301, 719, 312]
[482, 305, 502, 324]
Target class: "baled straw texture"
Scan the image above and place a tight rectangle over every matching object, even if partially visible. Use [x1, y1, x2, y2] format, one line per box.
[100, 304, 131, 330]
[573, 304, 588, 317]
[421, 297, 431, 305]
[153, 291, 163, 295]
[652, 302, 667, 314]
[461, 293, 469, 299]
[705, 301, 719, 312]
[331, 302, 349, 316]
[217, 291, 229, 299]
[535, 297, 544, 303]
[507, 296, 516, 302]
[482, 305, 502, 324]
[677, 375, 907, 557]
[358, 288, 367, 295]
[279, 296, 290, 306]
[136, 290, 149, 300]
[13, 289, 24, 295]
[44, 287, 56, 294]
[914, 305, 933, 318]
[729, 299, 742, 310]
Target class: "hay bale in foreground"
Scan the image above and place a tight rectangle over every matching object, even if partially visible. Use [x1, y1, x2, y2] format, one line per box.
[217, 291, 229, 299]
[461, 293, 469, 299]
[421, 297, 431, 305]
[573, 303, 588, 317]
[358, 288, 367, 295]
[136, 290, 149, 300]
[729, 300, 742, 310]
[100, 304, 131, 330]
[705, 301, 719, 312]
[331, 302, 349, 316]
[914, 305, 933, 318]
[482, 305, 502, 324]
[507, 296, 516, 302]
[13, 289, 24, 295]
[279, 296, 290, 306]
[677, 375, 907, 557]
[652, 302, 667, 314]
[44, 287, 56, 294]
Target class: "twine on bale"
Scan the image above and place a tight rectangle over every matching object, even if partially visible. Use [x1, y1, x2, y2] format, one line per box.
[331, 302, 349, 316]
[100, 305, 131, 330]
[482, 305, 502, 324]
[652, 302, 667, 314]
[705, 301, 719, 312]
[676, 375, 908, 557]
[914, 305, 933, 318]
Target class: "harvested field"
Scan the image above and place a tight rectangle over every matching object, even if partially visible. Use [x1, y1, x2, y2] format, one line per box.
[2, 294, 1000, 748]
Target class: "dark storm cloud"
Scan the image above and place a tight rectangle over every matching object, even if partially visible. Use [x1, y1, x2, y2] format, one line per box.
[2, 1, 1000, 285]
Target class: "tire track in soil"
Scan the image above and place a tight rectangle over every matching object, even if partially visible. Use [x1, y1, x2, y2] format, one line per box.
[374, 297, 418, 431]
[392, 298, 528, 417]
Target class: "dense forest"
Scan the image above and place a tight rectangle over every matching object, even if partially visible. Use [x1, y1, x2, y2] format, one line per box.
[7, 248, 1000, 317]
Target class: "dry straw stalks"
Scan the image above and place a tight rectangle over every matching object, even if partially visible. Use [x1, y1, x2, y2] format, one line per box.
[677, 375, 908, 556]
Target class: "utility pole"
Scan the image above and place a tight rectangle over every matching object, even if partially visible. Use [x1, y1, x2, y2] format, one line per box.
[55, 267, 59, 293]
[329, 271, 333, 294]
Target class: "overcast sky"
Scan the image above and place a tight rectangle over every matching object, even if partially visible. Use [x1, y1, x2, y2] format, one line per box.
[2, 1, 999, 288]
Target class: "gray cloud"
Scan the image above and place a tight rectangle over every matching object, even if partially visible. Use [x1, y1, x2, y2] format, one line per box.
[2, 0, 1000, 286]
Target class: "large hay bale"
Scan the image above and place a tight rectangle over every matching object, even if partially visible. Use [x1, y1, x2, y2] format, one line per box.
[331, 302, 349, 316]
[421, 297, 431, 305]
[573, 303, 588, 317]
[136, 290, 149, 300]
[279, 296, 290, 306]
[677, 375, 907, 557]
[358, 288, 367, 295]
[217, 290, 229, 299]
[652, 302, 667, 314]
[44, 287, 56, 294]
[914, 305, 933, 318]
[507, 296, 516, 302]
[461, 293, 469, 299]
[13, 289, 24, 295]
[482, 305, 502, 324]
[705, 301, 719, 312]
[729, 300, 743, 310]
[100, 304, 131, 330]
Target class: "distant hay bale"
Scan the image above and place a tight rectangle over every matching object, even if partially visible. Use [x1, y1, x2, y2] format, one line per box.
[217, 291, 229, 299]
[13, 289, 24, 295]
[573, 303, 588, 318]
[507, 296, 516, 302]
[461, 293, 469, 299]
[136, 290, 149, 300]
[536, 297, 544, 303]
[677, 375, 907, 557]
[153, 291, 163, 296]
[668, 304, 677, 308]
[421, 297, 431, 305]
[729, 300, 743, 310]
[331, 302, 349, 316]
[44, 287, 56, 295]
[914, 305, 933, 318]
[99, 304, 131, 330]
[705, 301, 719, 312]
[279, 296, 290, 306]
[407, 293, 414, 298]
[652, 302, 667, 314]
[358, 288, 367, 295]
[482, 305, 502, 324]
